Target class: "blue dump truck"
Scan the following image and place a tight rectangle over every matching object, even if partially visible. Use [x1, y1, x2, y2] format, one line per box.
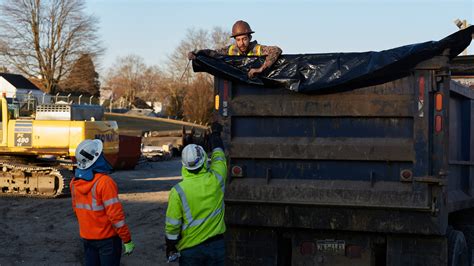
[193, 27, 474, 265]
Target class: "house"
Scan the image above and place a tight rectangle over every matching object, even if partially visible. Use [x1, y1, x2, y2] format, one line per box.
[146, 101, 166, 116]
[0, 73, 51, 104]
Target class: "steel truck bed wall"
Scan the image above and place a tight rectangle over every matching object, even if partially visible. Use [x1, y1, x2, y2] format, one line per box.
[216, 55, 474, 251]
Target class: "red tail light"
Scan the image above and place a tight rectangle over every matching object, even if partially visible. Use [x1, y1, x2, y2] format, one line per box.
[231, 165, 244, 177]
[400, 169, 413, 181]
[435, 115, 442, 133]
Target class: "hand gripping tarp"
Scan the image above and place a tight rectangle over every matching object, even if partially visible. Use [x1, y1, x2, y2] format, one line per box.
[192, 26, 474, 94]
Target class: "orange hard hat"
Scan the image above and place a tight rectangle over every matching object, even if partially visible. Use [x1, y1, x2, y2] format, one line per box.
[231, 20, 254, 38]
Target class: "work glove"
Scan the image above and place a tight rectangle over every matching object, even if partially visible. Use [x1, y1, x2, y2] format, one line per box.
[165, 237, 179, 259]
[210, 122, 223, 135]
[123, 241, 135, 255]
[209, 132, 224, 151]
[188, 51, 196, 60]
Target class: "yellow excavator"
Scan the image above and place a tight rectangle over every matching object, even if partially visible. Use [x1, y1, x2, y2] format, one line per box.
[0, 96, 119, 198]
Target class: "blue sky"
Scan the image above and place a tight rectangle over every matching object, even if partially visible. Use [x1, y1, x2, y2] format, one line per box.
[86, 0, 474, 73]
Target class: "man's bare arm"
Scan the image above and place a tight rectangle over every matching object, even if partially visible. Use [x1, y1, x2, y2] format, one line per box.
[260, 45, 282, 70]
[248, 45, 282, 78]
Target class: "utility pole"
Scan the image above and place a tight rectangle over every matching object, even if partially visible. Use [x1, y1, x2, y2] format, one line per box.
[454, 19, 471, 55]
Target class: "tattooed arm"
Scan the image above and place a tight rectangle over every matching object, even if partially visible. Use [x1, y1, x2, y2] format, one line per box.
[260, 45, 283, 71]
[248, 45, 282, 78]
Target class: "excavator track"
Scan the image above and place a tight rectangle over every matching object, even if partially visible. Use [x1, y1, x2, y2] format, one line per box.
[0, 159, 74, 198]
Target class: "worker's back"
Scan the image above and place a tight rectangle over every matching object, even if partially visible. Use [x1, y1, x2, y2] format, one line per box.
[169, 147, 227, 251]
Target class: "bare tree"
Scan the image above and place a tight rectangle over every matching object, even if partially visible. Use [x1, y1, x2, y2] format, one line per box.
[104, 55, 146, 107]
[140, 65, 165, 101]
[167, 27, 231, 82]
[183, 74, 214, 124]
[166, 27, 230, 123]
[103, 55, 166, 108]
[0, 0, 103, 94]
[162, 80, 185, 119]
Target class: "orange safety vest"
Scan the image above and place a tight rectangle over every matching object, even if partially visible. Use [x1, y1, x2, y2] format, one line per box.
[228, 43, 262, 56]
[70, 173, 131, 242]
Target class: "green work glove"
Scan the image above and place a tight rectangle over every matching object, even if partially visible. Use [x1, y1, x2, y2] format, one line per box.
[123, 241, 135, 255]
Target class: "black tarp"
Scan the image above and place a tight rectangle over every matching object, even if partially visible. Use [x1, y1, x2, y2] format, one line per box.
[192, 26, 474, 93]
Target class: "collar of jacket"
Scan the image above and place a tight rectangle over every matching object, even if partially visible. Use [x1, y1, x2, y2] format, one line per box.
[71, 173, 106, 194]
[245, 40, 258, 54]
[232, 40, 259, 55]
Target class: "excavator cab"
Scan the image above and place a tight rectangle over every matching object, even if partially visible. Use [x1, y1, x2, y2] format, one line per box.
[0, 97, 8, 146]
[0, 97, 21, 146]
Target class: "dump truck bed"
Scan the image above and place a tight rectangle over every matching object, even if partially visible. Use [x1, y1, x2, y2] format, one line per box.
[217, 55, 474, 236]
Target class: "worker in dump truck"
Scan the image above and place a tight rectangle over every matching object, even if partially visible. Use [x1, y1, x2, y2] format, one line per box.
[164, 122, 227, 265]
[188, 20, 282, 78]
[70, 139, 135, 266]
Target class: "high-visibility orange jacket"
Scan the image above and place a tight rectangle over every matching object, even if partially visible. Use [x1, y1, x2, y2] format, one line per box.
[70, 173, 131, 243]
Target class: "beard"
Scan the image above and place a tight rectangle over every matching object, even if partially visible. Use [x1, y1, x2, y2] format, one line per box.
[238, 45, 248, 53]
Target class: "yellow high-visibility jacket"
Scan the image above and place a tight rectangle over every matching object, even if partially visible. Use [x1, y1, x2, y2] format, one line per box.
[165, 148, 227, 250]
[228, 42, 262, 56]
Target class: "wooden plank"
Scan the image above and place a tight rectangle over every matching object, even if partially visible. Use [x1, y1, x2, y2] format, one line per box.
[230, 137, 414, 161]
[230, 94, 414, 117]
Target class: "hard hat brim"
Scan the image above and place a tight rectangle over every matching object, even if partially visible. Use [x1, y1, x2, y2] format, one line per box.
[183, 162, 204, 170]
[231, 31, 254, 38]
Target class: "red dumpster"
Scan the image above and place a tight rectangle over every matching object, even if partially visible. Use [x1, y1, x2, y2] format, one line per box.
[107, 135, 141, 170]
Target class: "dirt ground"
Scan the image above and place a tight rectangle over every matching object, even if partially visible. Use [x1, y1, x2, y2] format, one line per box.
[0, 159, 183, 266]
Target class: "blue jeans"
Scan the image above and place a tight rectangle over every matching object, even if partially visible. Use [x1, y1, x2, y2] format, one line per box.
[83, 236, 122, 266]
[179, 238, 225, 266]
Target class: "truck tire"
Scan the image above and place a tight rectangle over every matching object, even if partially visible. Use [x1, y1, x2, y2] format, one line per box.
[447, 228, 469, 266]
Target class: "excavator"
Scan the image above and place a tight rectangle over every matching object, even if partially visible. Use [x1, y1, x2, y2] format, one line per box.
[0, 96, 120, 198]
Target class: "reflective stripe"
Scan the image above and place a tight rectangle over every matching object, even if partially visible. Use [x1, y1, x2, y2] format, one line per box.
[113, 220, 125, 228]
[104, 197, 120, 207]
[166, 233, 179, 240]
[72, 175, 105, 212]
[174, 184, 193, 224]
[212, 148, 225, 163]
[212, 170, 225, 193]
[75, 203, 92, 210]
[228, 44, 261, 56]
[91, 177, 105, 211]
[166, 217, 182, 226]
[175, 184, 225, 231]
[212, 148, 224, 153]
[186, 204, 223, 229]
[91, 181, 100, 210]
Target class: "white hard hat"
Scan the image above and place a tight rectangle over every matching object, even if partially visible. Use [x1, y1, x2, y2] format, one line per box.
[75, 139, 103, 170]
[181, 144, 206, 170]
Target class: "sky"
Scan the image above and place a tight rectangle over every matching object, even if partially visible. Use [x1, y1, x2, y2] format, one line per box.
[85, 0, 474, 74]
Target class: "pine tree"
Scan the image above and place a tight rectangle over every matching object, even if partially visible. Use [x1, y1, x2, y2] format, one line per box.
[60, 54, 100, 96]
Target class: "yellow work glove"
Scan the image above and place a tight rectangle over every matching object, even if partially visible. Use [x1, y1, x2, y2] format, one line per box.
[123, 241, 135, 255]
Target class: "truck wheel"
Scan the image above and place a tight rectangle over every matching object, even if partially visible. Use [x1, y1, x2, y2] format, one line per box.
[447, 228, 469, 266]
